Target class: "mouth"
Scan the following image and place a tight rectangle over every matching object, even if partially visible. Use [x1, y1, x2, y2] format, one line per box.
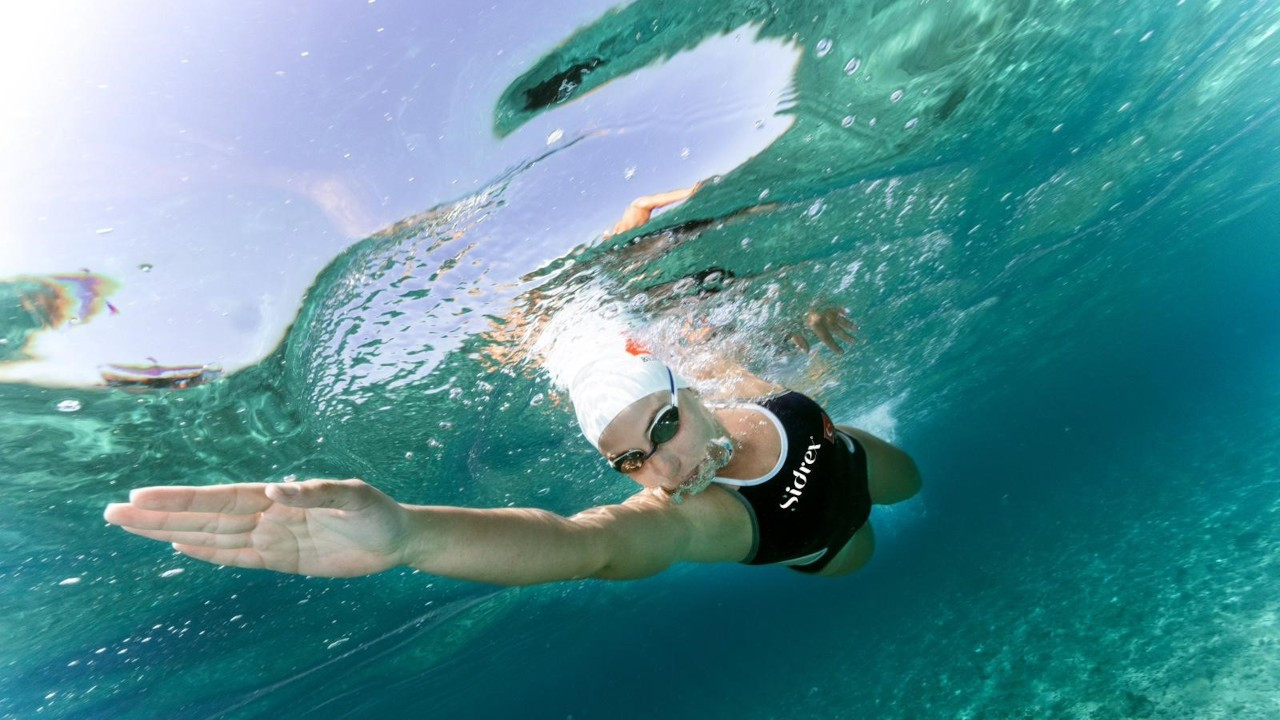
[665, 462, 715, 504]
[672, 469, 699, 493]
[664, 437, 735, 502]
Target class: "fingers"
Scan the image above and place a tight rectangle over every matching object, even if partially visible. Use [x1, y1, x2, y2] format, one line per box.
[831, 311, 857, 332]
[813, 325, 844, 354]
[172, 544, 267, 570]
[787, 331, 811, 353]
[832, 315, 858, 338]
[795, 308, 859, 354]
[104, 504, 260, 533]
[117, 479, 368, 516]
[829, 313, 858, 348]
[821, 317, 857, 351]
[123, 525, 253, 549]
[128, 484, 274, 514]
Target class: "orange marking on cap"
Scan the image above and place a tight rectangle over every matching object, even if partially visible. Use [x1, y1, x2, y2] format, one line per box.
[624, 338, 651, 356]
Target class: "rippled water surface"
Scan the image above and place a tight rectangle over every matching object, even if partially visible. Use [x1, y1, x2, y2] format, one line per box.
[3, 0, 1280, 718]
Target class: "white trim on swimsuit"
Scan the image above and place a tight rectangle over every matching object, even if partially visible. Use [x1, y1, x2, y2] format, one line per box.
[708, 402, 788, 487]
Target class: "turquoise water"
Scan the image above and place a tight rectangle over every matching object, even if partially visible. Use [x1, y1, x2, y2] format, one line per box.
[4, 0, 1280, 717]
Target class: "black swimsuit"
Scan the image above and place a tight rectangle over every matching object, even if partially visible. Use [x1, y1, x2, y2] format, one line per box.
[714, 392, 872, 574]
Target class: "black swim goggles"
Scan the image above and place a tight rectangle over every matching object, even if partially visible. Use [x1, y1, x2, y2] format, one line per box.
[607, 368, 680, 474]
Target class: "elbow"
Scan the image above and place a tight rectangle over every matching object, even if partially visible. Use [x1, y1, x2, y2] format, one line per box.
[629, 196, 656, 212]
[593, 542, 678, 582]
[583, 541, 644, 581]
[590, 560, 666, 582]
[580, 525, 669, 582]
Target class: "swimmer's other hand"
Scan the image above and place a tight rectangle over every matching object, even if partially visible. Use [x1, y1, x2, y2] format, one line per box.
[787, 307, 858, 355]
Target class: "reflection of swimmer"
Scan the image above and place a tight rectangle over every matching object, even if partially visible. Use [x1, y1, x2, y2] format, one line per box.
[603, 182, 704, 239]
[105, 347, 919, 583]
[608, 183, 858, 354]
[476, 183, 855, 379]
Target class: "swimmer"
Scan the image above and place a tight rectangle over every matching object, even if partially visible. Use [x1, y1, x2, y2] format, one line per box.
[104, 187, 916, 583]
[103, 350, 920, 584]
[601, 181, 859, 355]
[603, 182, 704, 239]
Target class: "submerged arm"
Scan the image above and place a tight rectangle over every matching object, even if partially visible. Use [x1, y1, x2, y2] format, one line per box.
[405, 486, 747, 583]
[104, 478, 749, 586]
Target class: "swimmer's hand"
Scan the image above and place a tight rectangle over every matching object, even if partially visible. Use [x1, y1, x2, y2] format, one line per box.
[787, 307, 858, 354]
[604, 182, 703, 238]
[103, 479, 412, 578]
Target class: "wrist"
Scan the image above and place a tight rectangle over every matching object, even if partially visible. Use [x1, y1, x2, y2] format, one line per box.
[391, 504, 436, 569]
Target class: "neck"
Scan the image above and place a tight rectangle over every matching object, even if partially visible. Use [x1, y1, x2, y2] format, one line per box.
[711, 406, 781, 480]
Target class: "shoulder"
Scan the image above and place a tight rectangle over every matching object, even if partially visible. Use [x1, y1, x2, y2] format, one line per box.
[734, 374, 786, 399]
[616, 486, 751, 526]
[759, 389, 825, 410]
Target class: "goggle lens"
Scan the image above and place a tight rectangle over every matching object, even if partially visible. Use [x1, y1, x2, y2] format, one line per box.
[609, 404, 680, 474]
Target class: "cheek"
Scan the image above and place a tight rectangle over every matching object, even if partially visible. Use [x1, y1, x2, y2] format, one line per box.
[672, 417, 708, 457]
[634, 460, 674, 488]
[682, 409, 713, 443]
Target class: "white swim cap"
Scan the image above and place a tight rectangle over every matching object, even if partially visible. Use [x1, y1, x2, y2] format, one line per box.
[569, 351, 689, 450]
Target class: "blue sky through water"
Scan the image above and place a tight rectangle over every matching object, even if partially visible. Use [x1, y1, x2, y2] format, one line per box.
[0, 1, 797, 385]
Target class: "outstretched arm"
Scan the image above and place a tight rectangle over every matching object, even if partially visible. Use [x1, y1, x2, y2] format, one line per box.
[104, 478, 750, 586]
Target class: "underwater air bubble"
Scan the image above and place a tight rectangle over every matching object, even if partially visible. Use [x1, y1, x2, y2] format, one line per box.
[890, 89, 904, 103]
[904, 118, 919, 130]
[138, 263, 153, 272]
[842, 116, 855, 127]
[546, 128, 564, 145]
[159, 568, 184, 578]
[58, 577, 82, 586]
[844, 57, 861, 75]
[815, 39, 832, 58]
[56, 400, 82, 413]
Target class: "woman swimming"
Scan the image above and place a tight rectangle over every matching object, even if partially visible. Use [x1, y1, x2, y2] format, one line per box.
[103, 347, 919, 583]
[102, 187, 921, 584]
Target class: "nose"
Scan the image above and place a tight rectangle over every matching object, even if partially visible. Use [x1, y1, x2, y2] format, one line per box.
[642, 446, 682, 487]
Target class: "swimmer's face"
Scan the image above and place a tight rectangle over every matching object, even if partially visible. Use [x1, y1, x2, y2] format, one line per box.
[597, 388, 723, 494]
